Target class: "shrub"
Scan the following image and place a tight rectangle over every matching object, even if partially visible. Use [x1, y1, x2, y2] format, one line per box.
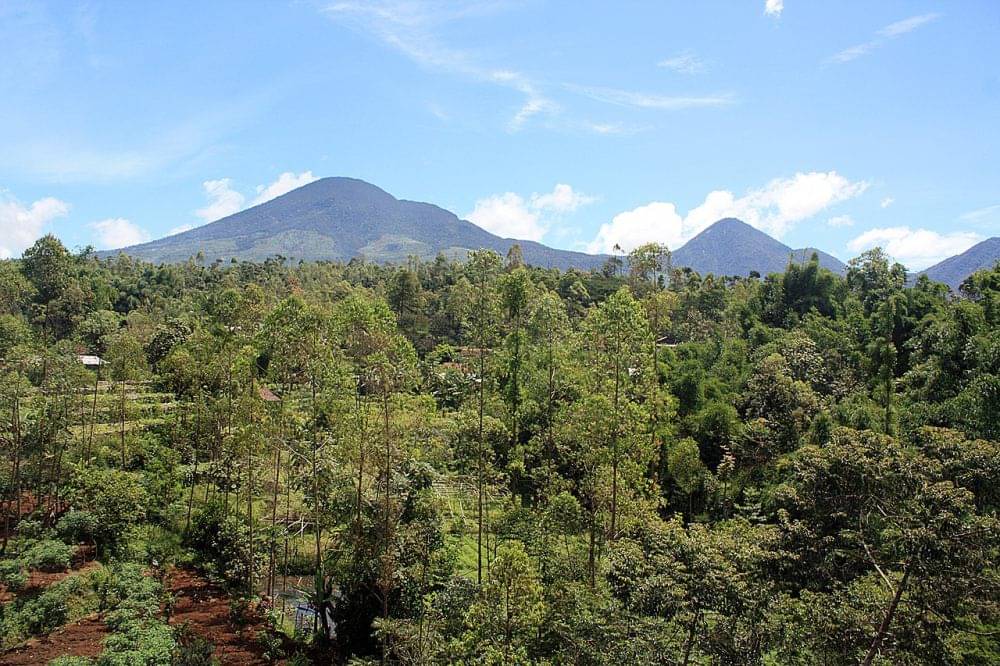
[184, 500, 261, 588]
[16, 518, 46, 539]
[66, 468, 148, 554]
[0, 559, 27, 592]
[48, 657, 93, 665]
[98, 620, 176, 666]
[24, 540, 76, 572]
[56, 510, 99, 544]
[171, 623, 215, 666]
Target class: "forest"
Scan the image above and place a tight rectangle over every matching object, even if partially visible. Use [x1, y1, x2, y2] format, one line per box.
[0, 234, 997, 665]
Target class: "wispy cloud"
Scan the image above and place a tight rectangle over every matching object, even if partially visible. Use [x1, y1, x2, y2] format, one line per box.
[879, 13, 940, 38]
[960, 203, 1000, 222]
[321, 1, 731, 133]
[658, 52, 705, 75]
[323, 1, 558, 131]
[880, 197, 895, 208]
[765, 0, 783, 18]
[566, 84, 736, 111]
[828, 13, 941, 64]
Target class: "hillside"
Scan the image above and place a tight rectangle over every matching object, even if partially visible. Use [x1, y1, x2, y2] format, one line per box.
[107, 177, 605, 270]
[672, 218, 847, 277]
[920, 237, 1000, 291]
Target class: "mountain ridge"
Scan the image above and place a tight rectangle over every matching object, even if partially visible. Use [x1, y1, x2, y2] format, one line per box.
[105, 177, 997, 287]
[919, 237, 1000, 291]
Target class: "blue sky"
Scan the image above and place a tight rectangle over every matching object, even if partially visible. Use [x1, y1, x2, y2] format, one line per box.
[1, 0, 998, 269]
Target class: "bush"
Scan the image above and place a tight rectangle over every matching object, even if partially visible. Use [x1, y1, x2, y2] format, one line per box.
[48, 657, 93, 665]
[184, 501, 261, 588]
[97, 620, 176, 666]
[95, 564, 177, 666]
[66, 468, 148, 554]
[24, 540, 76, 572]
[0, 559, 27, 592]
[171, 623, 215, 666]
[56, 510, 99, 544]
[17, 518, 46, 539]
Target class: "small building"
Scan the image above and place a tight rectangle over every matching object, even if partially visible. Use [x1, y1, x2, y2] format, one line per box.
[77, 354, 105, 369]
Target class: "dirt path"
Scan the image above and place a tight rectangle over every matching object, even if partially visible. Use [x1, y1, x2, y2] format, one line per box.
[0, 615, 108, 665]
[168, 567, 285, 665]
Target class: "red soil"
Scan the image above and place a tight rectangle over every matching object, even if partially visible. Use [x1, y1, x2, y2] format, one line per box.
[0, 615, 108, 665]
[0, 546, 98, 604]
[168, 567, 286, 665]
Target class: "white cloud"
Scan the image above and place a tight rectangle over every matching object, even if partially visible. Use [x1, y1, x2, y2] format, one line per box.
[167, 224, 195, 236]
[847, 226, 982, 270]
[193, 170, 319, 227]
[765, 0, 783, 17]
[588, 171, 868, 254]
[658, 52, 705, 75]
[467, 193, 545, 241]
[323, 2, 558, 130]
[960, 203, 1000, 222]
[196, 178, 245, 223]
[467, 184, 595, 241]
[0, 193, 70, 258]
[566, 84, 735, 110]
[828, 13, 941, 63]
[880, 197, 895, 208]
[530, 183, 596, 213]
[828, 215, 854, 227]
[250, 171, 319, 206]
[879, 13, 940, 38]
[89, 218, 149, 249]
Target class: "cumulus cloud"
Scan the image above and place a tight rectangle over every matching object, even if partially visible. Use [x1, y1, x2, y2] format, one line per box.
[193, 171, 319, 225]
[89, 218, 149, 249]
[765, 0, 783, 17]
[828, 215, 855, 227]
[195, 178, 245, 223]
[0, 193, 71, 258]
[658, 52, 705, 75]
[847, 226, 982, 270]
[588, 171, 868, 254]
[828, 13, 940, 64]
[467, 184, 595, 241]
[880, 197, 895, 208]
[530, 183, 596, 213]
[250, 171, 319, 206]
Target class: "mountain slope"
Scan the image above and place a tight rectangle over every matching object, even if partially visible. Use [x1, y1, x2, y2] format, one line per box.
[672, 218, 847, 277]
[919, 237, 1000, 291]
[108, 177, 605, 270]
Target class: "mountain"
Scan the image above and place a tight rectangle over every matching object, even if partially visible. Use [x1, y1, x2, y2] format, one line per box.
[672, 218, 847, 277]
[107, 177, 606, 270]
[919, 237, 1000, 291]
[107, 178, 851, 277]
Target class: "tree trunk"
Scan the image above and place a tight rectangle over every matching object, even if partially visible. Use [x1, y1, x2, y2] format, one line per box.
[862, 562, 911, 666]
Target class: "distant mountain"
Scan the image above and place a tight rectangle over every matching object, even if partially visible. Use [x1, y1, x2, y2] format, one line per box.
[106, 177, 606, 270]
[672, 218, 847, 277]
[919, 237, 1000, 291]
[107, 179, 854, 277]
